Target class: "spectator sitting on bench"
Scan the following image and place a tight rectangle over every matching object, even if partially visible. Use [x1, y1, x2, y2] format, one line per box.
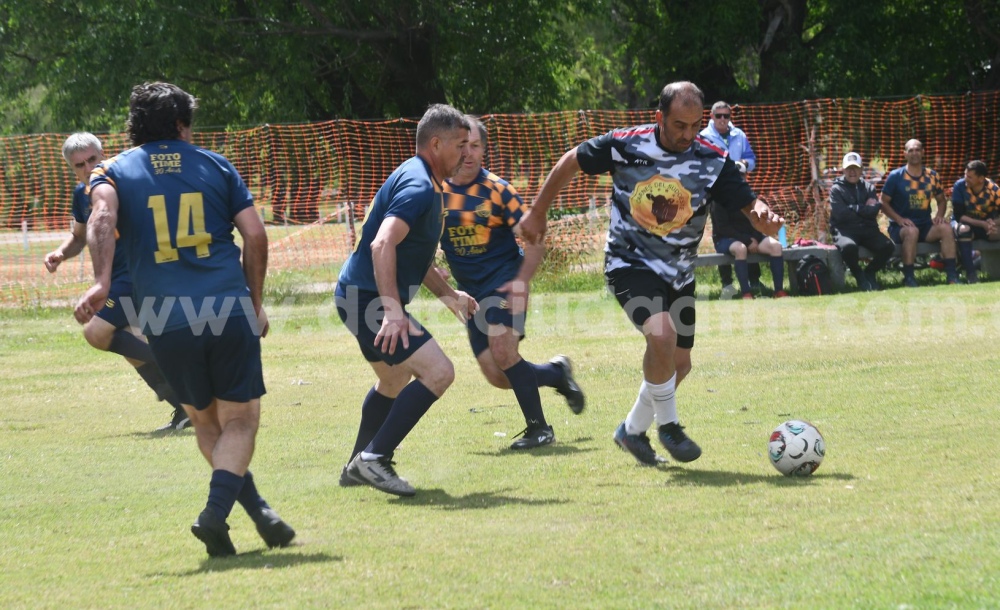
[879, 139, 959, 287]
[950, 159, 1000, 284]
[710, 195, 788, 300]
[828, 152, 894, 291]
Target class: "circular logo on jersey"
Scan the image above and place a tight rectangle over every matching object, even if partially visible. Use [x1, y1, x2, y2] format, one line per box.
[475, 200, 491, 218]
[630, 176, 693, 236]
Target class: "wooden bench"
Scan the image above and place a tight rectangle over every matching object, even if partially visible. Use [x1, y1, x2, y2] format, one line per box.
[696, 240, 1000, 294]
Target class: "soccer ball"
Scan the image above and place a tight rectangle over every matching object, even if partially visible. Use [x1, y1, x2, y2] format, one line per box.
[768, 420, 825, 476]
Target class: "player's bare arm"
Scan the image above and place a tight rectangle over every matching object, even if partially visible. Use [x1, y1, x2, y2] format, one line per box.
[421, 266, 478, 322]
[44, 220, 87, 273]
[498, 239, 544, 316]
[879, 194, 914, 227]
[371, 216, 421, 354]
[519, 148, 582, 245]
[743, 199, 784, 237]
[73, 183, 118, 324]
[234, 206, 269, 337]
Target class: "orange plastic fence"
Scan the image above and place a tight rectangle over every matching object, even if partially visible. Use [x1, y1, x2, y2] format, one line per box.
[2, 92, 998, 306]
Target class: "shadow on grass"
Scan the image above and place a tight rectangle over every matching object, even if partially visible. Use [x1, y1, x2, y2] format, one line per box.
[171, 550, 341, 576]
[665, 468, 855, 487]
[467, 436, 600, 458]
[390, 487, 570, 510]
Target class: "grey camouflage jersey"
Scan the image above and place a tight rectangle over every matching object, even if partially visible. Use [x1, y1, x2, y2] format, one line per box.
[577, 123, 754, 289]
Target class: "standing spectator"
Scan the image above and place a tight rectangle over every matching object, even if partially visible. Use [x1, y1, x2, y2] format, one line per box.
[829, 152, 895, 291]
[951, 160, 1000, 283]
[879, 139, 958, 286]
[75, 82, 294, 557]
[700, 101, 762, 297]
[432, 116, 585, 450]
[336, 104, 475, 496]
[518, 82, 783, 466]
[44, 133, 188, 433]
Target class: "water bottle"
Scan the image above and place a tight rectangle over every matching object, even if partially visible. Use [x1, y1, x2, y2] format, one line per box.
[778, 225, 788, 247]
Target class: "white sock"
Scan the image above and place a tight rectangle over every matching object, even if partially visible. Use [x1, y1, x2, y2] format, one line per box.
[359, 451, 383, 461]
[649, 374, 678, 426]
[624, 381, 655, 435]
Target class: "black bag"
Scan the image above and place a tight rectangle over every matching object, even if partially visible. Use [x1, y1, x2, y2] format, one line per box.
[796, 255, 832, 296]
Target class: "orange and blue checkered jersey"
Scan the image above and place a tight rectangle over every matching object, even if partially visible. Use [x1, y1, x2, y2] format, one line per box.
[951, 176, 1000, 221]
[440, 168, 526, 298]
[90, 140, 255, 334]
[338, 156, 445, 304]
[881, 166, 943, 225]
[71, 182, 131, 291]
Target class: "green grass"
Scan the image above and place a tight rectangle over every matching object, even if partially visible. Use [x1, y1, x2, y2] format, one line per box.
[2, 286, 999, 608]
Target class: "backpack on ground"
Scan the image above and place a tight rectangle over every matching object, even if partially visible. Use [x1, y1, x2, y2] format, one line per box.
[795, 255, 832, 296]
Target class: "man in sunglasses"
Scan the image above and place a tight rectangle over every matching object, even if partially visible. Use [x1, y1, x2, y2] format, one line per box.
[700, 101, 761, 298]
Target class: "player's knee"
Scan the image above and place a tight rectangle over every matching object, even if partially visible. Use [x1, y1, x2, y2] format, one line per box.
[424, 358, 455, 393]
[483, 368, 511, 389]
[956, 224, 973, 240]
[82, 323, 112, 350]
[730, 242, 748, 258]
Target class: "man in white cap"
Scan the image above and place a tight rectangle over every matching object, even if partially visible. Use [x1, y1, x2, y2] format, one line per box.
[828, 152, 895, 290]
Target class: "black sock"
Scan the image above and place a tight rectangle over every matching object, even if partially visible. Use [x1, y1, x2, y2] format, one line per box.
[365, 380, 438, 458]
[206, 469, 244, 521]
[134, 363, 180, 408]
[350, 387, 395, 461]
[903, 264, 915, 279]
[237, 470, 269, 515]
[958, 241, 975, 276]
[107, 329, 154, 362]
[734, 259, 751, 293]
[529, 361, 561, 388]
[770, 256, 785, 291]
[503, 359, 546, 427]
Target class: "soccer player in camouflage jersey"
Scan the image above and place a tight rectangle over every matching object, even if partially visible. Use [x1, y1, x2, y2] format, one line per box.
[75, 82, 294, 557]
[519, 81, 783, 466]
[879, 138, 958, 287]
[428, 116, 585, 451]
[950, 160, 1000, 283]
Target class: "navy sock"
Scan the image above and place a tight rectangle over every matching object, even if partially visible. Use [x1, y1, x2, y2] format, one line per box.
[134, 362, 181, 409]
[958, 241, 975, 272]
[108, 329, 154, 362]
[237, 470, 269, 514]
[903, 264, 915, 279]
[770, 256, 785, 291]
[503, 359, 546, 427]
[350, 387, 395, 460]
[530, 361, 562, 388]
[734, 259, 751, 293]
[365, 380, 438, 458]
[206, 469, 244, 521]
[944, 257, 958, 279]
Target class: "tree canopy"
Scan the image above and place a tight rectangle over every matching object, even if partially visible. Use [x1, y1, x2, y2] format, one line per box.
[1, 0, 997, 134]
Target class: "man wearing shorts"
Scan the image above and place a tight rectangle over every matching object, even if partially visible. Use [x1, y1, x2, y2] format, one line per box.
[75, 82, 294, 557]
[517, 81, 783, 467]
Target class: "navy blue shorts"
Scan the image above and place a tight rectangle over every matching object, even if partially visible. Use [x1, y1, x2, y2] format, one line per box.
[889, 221, 932, 244]
[467, 289, 527, 357]
[96, 283, 134, 329]
[148, 313, 265, 410]
[335, 285, 433, 365]
[606, 267, 696, 349]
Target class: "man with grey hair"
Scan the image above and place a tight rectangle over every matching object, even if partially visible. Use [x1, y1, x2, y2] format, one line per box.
[336, 104, 475, 496]
[44, 132, 188, 432]
[519, 82, 783, 467]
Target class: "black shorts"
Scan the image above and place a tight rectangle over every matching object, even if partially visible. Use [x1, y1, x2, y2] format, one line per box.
[335, 285, 434, 365]
[466, 289, 527, 357]
[606, 267, 696, 349]
[95, 283, 134, 329]
[149, 313, 266, 410]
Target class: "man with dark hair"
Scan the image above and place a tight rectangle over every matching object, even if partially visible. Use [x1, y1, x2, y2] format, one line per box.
[880, 139, 958, 287]
[951, 159, 1000, 283]
[829, 152, 895, 291]
[519, 81, 783, 466]
[45, 132, 188, 432]
[75, 82, 294, 557]
[336, 104, 475, 496]
[429, 115, 585, 451]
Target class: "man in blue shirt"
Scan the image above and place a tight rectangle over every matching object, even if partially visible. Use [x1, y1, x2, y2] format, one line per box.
[45, 132, 188, 433]
[75, 82, 294, 557]
[337, 104, 475, 497]
[430, 116, 585, 451]
[879, 139, 958, 286]
[951, 159, 1000, 283]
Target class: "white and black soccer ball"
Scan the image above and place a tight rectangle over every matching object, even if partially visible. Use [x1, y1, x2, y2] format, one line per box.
[768, 420, 825, 476]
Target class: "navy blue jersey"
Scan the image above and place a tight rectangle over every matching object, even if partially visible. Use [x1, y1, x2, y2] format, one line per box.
[71, 183, 131, 289]
[338, 156, 445, 303]
[881, 166, 943, 225]
[577, 124, 753, 289]
[90, 140, 255, 334]
[951, 177, 1000, 221]
[440, 168, 524, 298]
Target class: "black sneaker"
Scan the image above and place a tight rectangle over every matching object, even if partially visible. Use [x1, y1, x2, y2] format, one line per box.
[613, 421, 659, 466]
[550, 355, 585, 414]
[339, 465, 362, 487]
[509, 424, 555, 450]
[249, 507, 296, 548]
[657, 422, 702, 463]
[153, 409, 191, 434]
[191, 509, 236, 557]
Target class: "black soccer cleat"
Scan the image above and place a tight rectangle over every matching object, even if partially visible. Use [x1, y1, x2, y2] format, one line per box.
[509, 424, 555, 450]
[657, 422, 702, 463]
[191, 509, 237, 557]
[250, 507, 296, 549]
[550, 355, 585, 414]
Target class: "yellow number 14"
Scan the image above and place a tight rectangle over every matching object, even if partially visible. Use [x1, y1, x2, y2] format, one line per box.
[148, 193, 213, 263]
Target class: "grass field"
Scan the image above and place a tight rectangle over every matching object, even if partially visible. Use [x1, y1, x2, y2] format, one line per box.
[2, 284, 999, 608]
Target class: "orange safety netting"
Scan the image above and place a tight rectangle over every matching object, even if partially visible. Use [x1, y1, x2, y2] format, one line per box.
[2, 92, 998, 306]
